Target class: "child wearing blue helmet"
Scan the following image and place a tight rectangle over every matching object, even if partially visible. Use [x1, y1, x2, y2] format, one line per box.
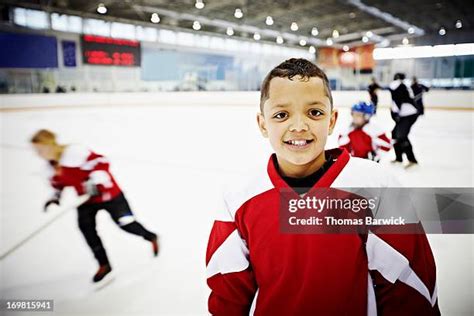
[339, 101, 391, 162]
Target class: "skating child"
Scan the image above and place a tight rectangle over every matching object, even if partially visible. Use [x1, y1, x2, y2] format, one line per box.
[339, 101, 391, 162]
[31, 129, 159, 283]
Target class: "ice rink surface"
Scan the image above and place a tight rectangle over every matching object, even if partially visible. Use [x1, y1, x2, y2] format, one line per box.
[1, 100, 473, 315]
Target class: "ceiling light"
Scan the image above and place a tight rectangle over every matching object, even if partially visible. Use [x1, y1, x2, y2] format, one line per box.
[195, 0, 205, 9]
[362, 36, 369, 43]
[299, 39, 307, 46]
[234, 8, 243, 19]
[366, 31, 373, 37]
[97, 3, 107, 14]
[309, 46, 316, 54]
[276, 36, 284, 44]
[266, 16, 274, 26]
[455, 20, 462, 29]
[408, 27, 415, 34]
[311, 27, 319, 36]
[438, 27, 446, 35]
[326, 38, 333, 46]
[402, 37, 409, 45]
[193, 21, 201, 30]
[290, 22, 298, 31]
[343, 45, 349, 52]
[253, 33, 261, 41]
[332, 30, 339, 38]
[226, 27, 234, 36]
[151, 13, 160, 24]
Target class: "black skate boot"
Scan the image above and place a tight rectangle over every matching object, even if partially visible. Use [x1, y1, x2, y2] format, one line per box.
[151, 236, 159, 257]
[93, 264, 112, 283]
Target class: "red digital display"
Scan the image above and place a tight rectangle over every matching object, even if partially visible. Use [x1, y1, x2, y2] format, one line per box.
[81, 35, 141, 66]
[84, 50, 136, 65]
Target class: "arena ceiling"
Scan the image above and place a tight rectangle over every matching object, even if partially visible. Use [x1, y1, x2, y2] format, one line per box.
[4, 0, 474, 48]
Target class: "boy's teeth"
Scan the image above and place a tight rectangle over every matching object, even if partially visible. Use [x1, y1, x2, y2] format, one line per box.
[290, 140, 307, 146]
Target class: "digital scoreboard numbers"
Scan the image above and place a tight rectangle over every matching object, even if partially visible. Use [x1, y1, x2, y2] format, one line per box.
[81, 35, 141, 66]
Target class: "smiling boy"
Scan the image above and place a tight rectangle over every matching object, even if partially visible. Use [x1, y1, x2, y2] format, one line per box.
[206, 59, 439, 315]
[257, 72, 334, 179]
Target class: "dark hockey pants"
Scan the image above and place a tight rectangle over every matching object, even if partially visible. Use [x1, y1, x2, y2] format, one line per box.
[392, 114, 418, 163]
[77, 193, 156, 265]
[371, 95, 378, 113]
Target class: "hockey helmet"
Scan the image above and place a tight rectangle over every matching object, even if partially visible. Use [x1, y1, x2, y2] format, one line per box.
[351, 101, 375, 116]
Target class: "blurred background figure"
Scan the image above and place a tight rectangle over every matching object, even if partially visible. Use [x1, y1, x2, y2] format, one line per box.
[368, 77, 382, 114]
[389, 73, 420, 168]
[339, 101, 391, 162]
[411, 76, 430, 115]
[30, 129, 159, 283]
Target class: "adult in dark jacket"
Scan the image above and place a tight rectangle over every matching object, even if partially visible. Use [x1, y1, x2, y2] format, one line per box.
[411, 77, 430, 115]
[368, 77, 381, 113]
[388, 73, 419, 168]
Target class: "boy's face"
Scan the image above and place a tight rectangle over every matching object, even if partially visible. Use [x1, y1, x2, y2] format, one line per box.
[257, 76, 337, 175]
[351, 112, 367, 127]
[32, 143, 55, 160]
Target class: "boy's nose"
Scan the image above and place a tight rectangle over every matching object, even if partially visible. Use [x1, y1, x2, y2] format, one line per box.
[289, 115, 309, 132]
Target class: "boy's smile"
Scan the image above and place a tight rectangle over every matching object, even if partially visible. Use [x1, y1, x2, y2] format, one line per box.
[283, 138, 314, 149]
[257, 76, 338, 178]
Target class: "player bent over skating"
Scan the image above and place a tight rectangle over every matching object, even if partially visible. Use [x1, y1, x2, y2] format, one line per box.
[31, 129, 159, 283]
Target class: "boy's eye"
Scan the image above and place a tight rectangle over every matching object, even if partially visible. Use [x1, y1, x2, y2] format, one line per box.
[309, 109, 324, 117]
[273, 112, 288, 120]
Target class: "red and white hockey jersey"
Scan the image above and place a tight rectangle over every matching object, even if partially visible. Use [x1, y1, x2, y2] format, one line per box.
[206, 148, 439, 316]
[48, 144, 122, 204]
[339, 122, 391, 160]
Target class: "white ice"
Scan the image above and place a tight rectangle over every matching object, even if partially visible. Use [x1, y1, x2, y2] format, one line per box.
[1, 100, 473, 315]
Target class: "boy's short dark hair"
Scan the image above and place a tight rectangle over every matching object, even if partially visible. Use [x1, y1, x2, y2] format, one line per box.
[260, 58, 333, 112]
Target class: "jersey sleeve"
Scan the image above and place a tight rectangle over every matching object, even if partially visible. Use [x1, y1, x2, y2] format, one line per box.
[363, 122, 392, 155]
[367, 232, 440, 315]
[373, 133, 391, 153]
[338, 127, 353, 154]
[206, 196, 257, 315]
[366, 174, 440, 315]
[82, 154, 114, 192]
[58, 145, 115, 196]
[50, 145, 90, 194]
[51, 169, 86, 195]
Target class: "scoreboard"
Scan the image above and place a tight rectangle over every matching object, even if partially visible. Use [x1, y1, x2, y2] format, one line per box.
[81, 35, 141, 66]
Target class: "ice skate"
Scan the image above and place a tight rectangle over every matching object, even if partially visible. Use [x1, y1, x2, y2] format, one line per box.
[404, 161, 419, 169]
[93, 264, 112, 283]
[151, 235, 160, 257]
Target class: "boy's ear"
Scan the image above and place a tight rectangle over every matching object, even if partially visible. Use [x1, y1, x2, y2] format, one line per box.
[256, 113, 268, 138]
[328, 108, 338, 135]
